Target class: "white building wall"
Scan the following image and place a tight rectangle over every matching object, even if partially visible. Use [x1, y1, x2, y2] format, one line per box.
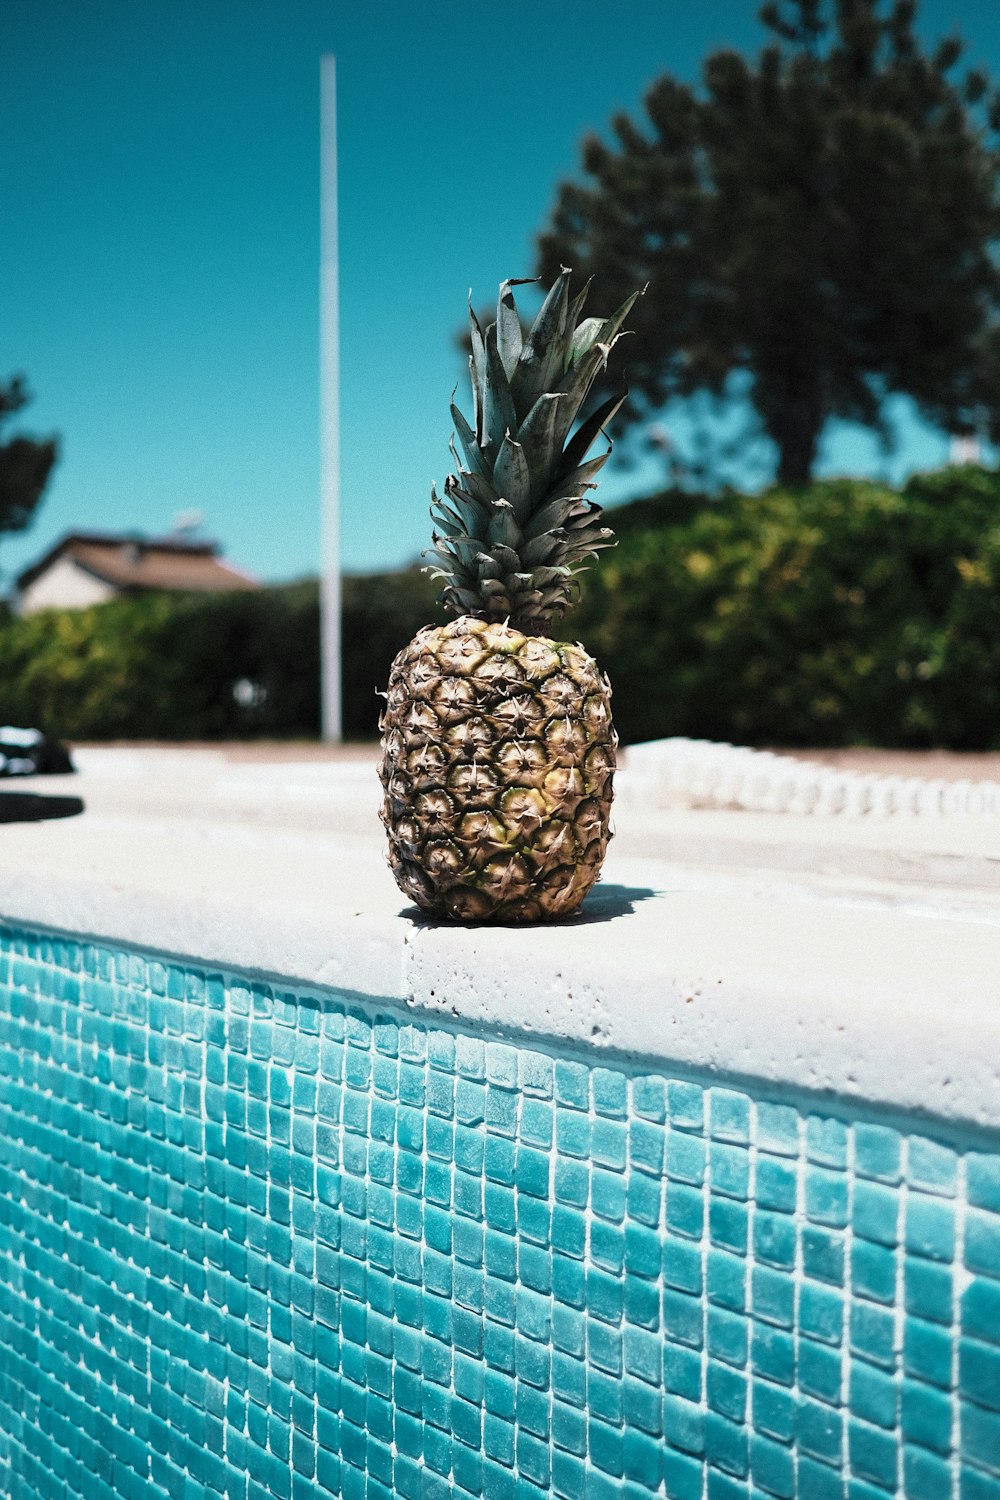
[18, 557, 119, 615]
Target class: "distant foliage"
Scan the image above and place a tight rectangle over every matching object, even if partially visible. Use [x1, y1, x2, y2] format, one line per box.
[569, 467, 1000, 748]
[0, 572, 440, 742]
[0, 375, 58, 539]
[537, 0, 1000, 484]
[0, 585, 322, 741]
[4, 472, 1000, 749]
[342, 568, 441, 737]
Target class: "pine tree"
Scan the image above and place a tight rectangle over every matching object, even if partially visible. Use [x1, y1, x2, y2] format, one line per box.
[537, 0, 1000, 485]
[0, 375, 58, 538]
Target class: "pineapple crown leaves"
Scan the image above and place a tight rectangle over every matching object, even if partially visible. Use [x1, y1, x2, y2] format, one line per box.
[427, 268, 643, 633]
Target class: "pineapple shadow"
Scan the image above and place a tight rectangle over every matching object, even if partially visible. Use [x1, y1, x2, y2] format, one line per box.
[399, 882, 659, 928]
[0, 791, 85, 823]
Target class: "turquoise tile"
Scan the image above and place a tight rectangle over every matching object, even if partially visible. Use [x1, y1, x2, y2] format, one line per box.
[798, 1336, 843, 1405]
[906, 1193, 956, 1263]
[753, 1378, 794, 1442]
[591, 1116, 626, 1169]
[710, 1089, 751, 1144]
[711, 1142, 751, 1200]
[849, 1360, 897, 1430]
[631, 1073, 666, 1123]
[757, 1102, 799, 1159]
[626, 1167, 662, 1228]
[593, 1067, 628, 1119]
[961, 1463, 1000, 1499]
[802, 1227, 845, 1287]
[710, 1196, 749, 1255]
[851, 1239, 896, 1305]
[963, 1279, 1000, 1347]
[667, 1181, 706, 1240]
[663, 1288, 704, 1349]
[801, 1283, 845, 1348]
[967, 1210, 1000, 1281]
[849, 1417, 898, 1490]
[665, 1236, 704, 1296]
[591, 1166, 627, 1223]
[750, 1430, 795, 1497]
[628, 1118, 664, 1175]
[667, 1129, 707, 1186]
[664, 1393, 706, 1456]
[969, 1153, 1000, 1215]
[853, 1180, 900, 1247]
[752, 1265, 795, 1329]
[962, 1399, 1000, 1476]
[903, 1444, 953, 1499]
[6, 923, 1000, 1500]
[709, 1250, 747, 1312]
[806, 1166, 849, 1228]
[754, 1209, 796, 1269]
[668, 1080, 705, 1133]
[665, 1341, 703, 1401]
[905, 1254, 953, 1326]
[904, 1316, 953, 1389]
[708, 1308, 749, 1370]
[756, 1156, 797, 1213]
[706, 1409, 749, 1477]
[622, 1425, 663, 1487]
[663, 1447, 704, 1500]
[901, 1376, 952, 1456]
[960, 1335, 1000, 1412]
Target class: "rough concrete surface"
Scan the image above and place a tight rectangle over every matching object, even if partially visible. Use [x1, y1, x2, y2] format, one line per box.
[1, 745, 998, 1132]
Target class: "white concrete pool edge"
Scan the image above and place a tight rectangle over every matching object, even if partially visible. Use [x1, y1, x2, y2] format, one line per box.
[1, 749, 999, 1134]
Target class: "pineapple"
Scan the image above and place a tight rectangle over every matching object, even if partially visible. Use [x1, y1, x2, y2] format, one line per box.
[378, 269, 639, 922]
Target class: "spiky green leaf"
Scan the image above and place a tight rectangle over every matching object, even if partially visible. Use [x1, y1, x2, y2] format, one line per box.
[600, 286, 644, 345]
[559, 450, 612, 492]
[450, 402, 491, 480]
[522, 493, 594, 541]
[568, 317, 606, 368]
[559, 388, 627, 475]
[497, 279, 530, 380]
[510, 268, 570, 415]
[482, 324, 517, 460]
[468, 305, 487, 442]
[493, 435, 531, 521]
[489, 543, 523, 575]
[516, 393, 563, 497]
[486, 498, 520, 549]
[553, 341, 612, 452]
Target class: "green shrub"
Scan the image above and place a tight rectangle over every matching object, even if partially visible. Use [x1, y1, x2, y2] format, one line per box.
[341, 568, 441, 738]
[0, 583, 323, 740]
[0, 568, 443, 742]
[568, 467, 1000, 748]
[4, 469, 998, 748]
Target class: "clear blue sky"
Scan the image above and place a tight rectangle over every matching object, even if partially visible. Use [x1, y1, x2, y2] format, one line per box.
[2, 0, 997, 590]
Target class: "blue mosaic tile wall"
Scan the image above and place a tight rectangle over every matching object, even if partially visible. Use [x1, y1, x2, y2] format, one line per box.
[1, 924, 1000, 1500]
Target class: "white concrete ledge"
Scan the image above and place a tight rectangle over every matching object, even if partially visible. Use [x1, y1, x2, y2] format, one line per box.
[1, 748, 999, 1133]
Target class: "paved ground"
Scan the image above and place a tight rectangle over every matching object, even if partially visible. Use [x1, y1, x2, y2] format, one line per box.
[71, 740, 1000, 780]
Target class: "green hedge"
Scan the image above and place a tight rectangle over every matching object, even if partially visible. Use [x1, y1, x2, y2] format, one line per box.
[0, 570, 440, 742]
[568, 466, 1000, 748]
[3, 467, 999, 747]
[0, 583, 322, 740]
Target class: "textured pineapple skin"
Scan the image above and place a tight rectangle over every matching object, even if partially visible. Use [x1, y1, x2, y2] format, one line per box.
[378, 616, 616, 922]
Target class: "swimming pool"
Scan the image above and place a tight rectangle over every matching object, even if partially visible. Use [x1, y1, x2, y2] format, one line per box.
[2, 919, 999, 1500]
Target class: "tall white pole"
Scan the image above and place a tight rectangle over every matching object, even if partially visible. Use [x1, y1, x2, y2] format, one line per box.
[320, 55, 342, 742]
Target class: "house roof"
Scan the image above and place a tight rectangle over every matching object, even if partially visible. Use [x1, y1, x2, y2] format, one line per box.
[16, 531, 260, 595]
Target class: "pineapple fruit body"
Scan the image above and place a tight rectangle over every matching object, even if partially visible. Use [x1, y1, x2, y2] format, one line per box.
[379, 616, 616, 922]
